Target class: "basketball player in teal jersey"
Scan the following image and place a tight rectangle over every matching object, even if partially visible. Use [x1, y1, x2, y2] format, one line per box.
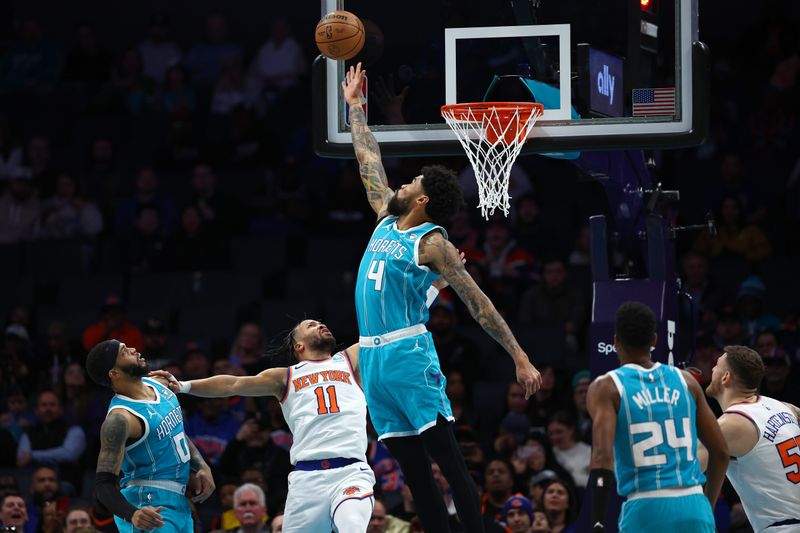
[586, 302, 729, 532]
[86, 340, 215, 532]
[343, 62, 541, 533]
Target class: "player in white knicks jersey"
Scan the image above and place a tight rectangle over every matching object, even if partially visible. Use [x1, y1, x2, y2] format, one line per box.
[151, 319, 375, 533]
[703, 345, 800, 533]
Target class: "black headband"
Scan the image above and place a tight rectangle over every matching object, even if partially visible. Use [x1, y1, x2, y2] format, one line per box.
[86, 339, 121, 386]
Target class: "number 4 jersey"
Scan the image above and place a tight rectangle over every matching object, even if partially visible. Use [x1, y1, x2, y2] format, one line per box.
[355, 215, 445, 337]
[606, 362, 705, 496]
[279, 352, 367, 465]
[723, 395, 800, 532]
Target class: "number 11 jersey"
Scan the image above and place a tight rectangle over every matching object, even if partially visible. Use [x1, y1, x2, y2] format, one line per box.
[606, 362, 706, 496]
[279, 352, 367, 465]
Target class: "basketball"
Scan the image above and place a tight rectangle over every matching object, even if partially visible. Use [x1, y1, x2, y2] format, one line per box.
[315, 11, 365, 61]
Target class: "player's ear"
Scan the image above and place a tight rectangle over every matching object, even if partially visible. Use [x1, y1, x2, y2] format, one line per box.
[416, 195, 429, 207]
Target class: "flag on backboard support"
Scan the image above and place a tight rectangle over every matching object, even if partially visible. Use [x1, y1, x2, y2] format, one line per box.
[632, 88, 676, 116]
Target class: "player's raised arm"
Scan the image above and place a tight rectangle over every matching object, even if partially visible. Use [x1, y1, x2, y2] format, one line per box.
[418, 231, 542, 397]
[586, 376, 618, 532]
[683, 370, 729, 508]
[149, 368, 287, 399]
[342, 62, 393, 217]
[96, 410, 165, 530]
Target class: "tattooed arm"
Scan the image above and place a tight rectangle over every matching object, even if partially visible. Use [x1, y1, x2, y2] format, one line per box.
[186, 437, 215, 502]
[418, 232, 542, 397]
[95, 410, 164, 529]
[342, 62, 393, 217]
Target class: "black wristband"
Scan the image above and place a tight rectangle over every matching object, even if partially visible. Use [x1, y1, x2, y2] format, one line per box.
[589, 468, 614, 531]
[95, 472, 138, 522]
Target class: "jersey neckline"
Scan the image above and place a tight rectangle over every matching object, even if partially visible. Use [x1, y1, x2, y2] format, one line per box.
[621, 362, 662, 372]
[114, 379, 161, 404]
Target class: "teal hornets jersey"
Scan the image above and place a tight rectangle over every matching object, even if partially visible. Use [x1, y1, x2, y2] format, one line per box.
[606, 362, 705, 496]
[107, 377, 190, 487]
[355, 216, 446, 336]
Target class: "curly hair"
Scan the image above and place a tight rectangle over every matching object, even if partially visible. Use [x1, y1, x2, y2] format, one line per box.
[420, 165, 464, 226]
[614, 301, 656, 351]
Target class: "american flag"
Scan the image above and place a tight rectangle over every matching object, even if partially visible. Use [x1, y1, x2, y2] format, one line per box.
[632, 88, 676, 116]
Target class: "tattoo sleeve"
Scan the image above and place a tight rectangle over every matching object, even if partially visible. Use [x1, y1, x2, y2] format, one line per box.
[96, 412, 128, 474]
[186, 437, 207, 472]
[421, 233, 524, 360]
[349, 106, 392, 216]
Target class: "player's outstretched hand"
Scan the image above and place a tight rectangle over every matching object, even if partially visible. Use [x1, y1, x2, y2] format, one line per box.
[191, 468, 216, 503]
[515, 357, 542, 399]
[148, 370, 182, 393]
[131, 506, 164, 530]
[341, 62, 365, 106]
[432, 251, 466, 291]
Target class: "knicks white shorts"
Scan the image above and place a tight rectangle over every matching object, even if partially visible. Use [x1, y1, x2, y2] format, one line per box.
[283, 461, 376, 533]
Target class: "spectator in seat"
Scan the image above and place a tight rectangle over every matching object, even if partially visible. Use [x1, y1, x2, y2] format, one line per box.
[137, 13, 181, 85]
[208, 482, 238, 532]
[0, 170, 41, 244]
[692, 195, 772, 264]
[26, 135, 57, 197]
[690, 331, 721, 388]
[269, 514, 283, 533]
[188, 162, 241, 238]
[219, 416, 290, 516]
[546, 411, 590, 488]
[680, 251, 728, 326]
[528, 366, 560, 430]
[0, 493, 28, 531]
[735, 275, 782, 345]
[183, 13, 243, 88]
[712, 305, 746, 351]
[481, 460, 515, 530]
[38, 173, 104, 239]
[34, 321, 83, 389]
[0, 115, 24, 182]
[517, 256, 586, 353]
[247, 18, 305, 105]
[541, 479, 576, 533]
[64, 507, 93, 533]
[0, 477, 19, 501]
[569, 370, 591, 444]
[125, 206, 167, 273]
[428, 298, 480, 383]
[26, 466, 70, 533]
[184, 397, 242, 467]
[95, 46, 155, 115]
[160, 65, 196, 119]
[81, 295, 143, 352]
[503, 495, 535, 533]
[228, 322, 265, 373]
[757, 330, 800, 404]
[212, 483, 269, 533]
[62, 21, 113, 85]
[444, 369, 476, 428]
[183, 342, 211, 380]
[80, 137, 123, 207]
[60, 362, 110, 464]
[0, 17, 62, 95]
[163, 205, 224, 271]
[114, 166, 177, 235]
[514, 193, 560, 258]
[1, 386, 34, 444]
[16, 391, 86, 492]
[139, 317, 170, 369]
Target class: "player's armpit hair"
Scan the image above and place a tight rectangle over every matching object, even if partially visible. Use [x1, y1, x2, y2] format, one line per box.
[95, 471, 137, 522]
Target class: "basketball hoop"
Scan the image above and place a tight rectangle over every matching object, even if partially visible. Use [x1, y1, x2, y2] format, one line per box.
[441, 102, 543, 219]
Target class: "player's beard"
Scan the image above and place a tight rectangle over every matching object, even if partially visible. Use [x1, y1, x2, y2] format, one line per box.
[309, 335, 338, 355]
[119, 361, 150, 379]
[705, 377, 719, 398]
[387, 192, 411, 216]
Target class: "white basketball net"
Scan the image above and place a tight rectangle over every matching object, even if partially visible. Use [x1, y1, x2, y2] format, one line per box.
[442, 103, 542, 219]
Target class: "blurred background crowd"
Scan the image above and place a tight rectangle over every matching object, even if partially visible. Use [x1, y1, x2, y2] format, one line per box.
[0, 1, 798, 532]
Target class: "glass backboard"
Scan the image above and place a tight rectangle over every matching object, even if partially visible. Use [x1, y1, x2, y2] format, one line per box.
[313, 0, 708, 158]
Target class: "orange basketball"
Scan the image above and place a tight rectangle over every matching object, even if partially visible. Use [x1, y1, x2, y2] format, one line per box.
[315, 11, 365, 61]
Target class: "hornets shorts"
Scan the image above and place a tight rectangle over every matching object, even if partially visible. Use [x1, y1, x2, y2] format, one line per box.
[115, 486, 192, 533]
[619, 492, 715, 533]
[359, 330, 454, 439]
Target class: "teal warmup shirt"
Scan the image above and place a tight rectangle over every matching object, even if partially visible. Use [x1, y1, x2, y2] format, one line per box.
[107, 377, 190, 487]
[606, 363, 706, 496]
[355, 216, 446, 336]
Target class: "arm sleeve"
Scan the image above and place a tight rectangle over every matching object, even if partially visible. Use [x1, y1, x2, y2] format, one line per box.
[95, 471, 137, 522]
[31, 426, 86, 463]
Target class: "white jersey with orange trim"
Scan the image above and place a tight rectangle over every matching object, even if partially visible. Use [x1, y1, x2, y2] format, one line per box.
[724, 395, 800, 532]
[279, 350, 367, 465]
